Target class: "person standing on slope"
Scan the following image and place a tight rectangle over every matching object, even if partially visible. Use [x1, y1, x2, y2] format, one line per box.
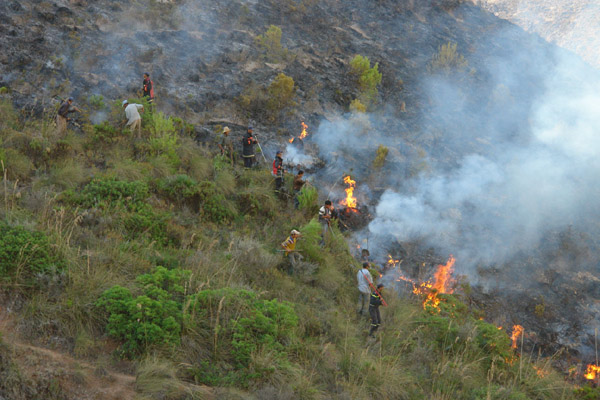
[357, 262, 373, 316]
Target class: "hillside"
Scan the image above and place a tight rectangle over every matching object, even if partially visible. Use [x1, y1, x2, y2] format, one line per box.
[2, 0, 600, 399]
[478, 0, 600, 68]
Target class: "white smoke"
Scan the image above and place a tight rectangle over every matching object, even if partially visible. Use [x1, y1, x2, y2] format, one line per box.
[365, 48, 600, 273]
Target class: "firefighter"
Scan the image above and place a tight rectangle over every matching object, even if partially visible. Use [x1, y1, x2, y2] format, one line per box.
[56, 97, 81, 135]
[242, 126, 258, 168]
[293, 170, 306, 209]
[369, 283, 385, 337]
[142, 72, 155, 104]
[281, 229, 303, 275]
[218, 126, 235, 165]
[273, 149, 284, 193]
[318, 200, 334, 245]
[357, 262, 373, 316]
[122, 99, 144, 138]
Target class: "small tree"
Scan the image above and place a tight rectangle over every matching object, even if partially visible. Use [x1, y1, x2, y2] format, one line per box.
[349, 98, 366, 113]
[373, 145, 389, 170]
[266, 73, 296, 120]
[427, 42, 469, 76]
[349, 55, 382, 107]
[255, 25, 292, 63]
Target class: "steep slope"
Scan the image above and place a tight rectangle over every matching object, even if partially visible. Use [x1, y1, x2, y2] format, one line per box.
[478, 0, 600, 68]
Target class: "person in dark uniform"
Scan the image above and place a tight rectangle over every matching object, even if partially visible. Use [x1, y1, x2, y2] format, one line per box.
[242, 126, 258, 168]
[369, 283, 385, 337]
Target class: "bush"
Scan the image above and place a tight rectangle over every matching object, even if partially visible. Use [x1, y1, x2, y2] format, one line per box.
[255, 25, 292, 63]
[297, 185, 319, 214]
[79, 177, 149, 211]
[92, 121, 120, 143]
[349, 98, 366, 113]
[373, 145, 388, 170]
[427, 42, 469, 76]
[0, 148, 34, 181]
[266, 73, 296, 121]
[149, 112, 180, 166]
[198, 181, 236, 223]
[96, 266, 190, 357]
[156, 174, 199, 207]
[185, 288, 298, 387]
[124, 206, 172, 246]
[0, 224, 65, 286]
[350, 55, 382, 106]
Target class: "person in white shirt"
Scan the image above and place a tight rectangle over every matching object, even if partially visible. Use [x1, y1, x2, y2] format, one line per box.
[122, 99, 144, 137]
[356, 262, 373, 315]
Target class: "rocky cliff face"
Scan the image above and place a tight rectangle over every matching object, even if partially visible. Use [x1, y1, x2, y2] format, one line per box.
[478, 0, 600, 68]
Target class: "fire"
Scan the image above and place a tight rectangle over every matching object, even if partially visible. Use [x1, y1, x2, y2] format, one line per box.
[510, 325, 524, 349]
[397, 255, 456, 311]
[533, 366, 548, 378]
[299, 121, 308, 139]
[289, 122, 309, 143]
[387, 255, 400, 268]
[584, 364, 600, 380]
[341, 175, 357, 209]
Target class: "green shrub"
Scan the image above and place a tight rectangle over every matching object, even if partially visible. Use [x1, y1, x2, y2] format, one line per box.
[149, 112, 180, 166]
[87, 94, 105, 110]
[185, 288, 298, 387]
[349, 98, 366, 113]
[350, 55, 382, 106]
[156, 174, 199, 206]
[266, 73, 296, 121]
[427, 42, 469, 76]
[255, 25, 292, 63]
[96, 266, 190, 357]
[297, 185, 318, 214]
[80, 177, 149, 211]
[0, 148, 34, 181]
[373, 145, 388, 170]
[0, 224, 65, 286]
[124, 206, 172, 246]
[92, 121, 119, 143]
[198, 181, 235, 223]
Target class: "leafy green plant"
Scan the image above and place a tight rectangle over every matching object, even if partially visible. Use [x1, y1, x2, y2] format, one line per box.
[96, 266, 190, 357]
[79, 177, 149, 211]
[0, 224, 65, 286]
[349, 98, 366, 113]
[350, 55, 382, 106]
[373, 145, 388, 170]
[148, 112, 180, 166]
[156, 174, 199, 206]
[198, 181, 235, 223]
[185, 288, 298, 387]
[255, 25, 293, 63]
[297, 185, 318, 213]
[266, 73, 296, 121]
[87, 94, 105, 110]
[427, 41, 469, 76]
[92, 121, 119, 143]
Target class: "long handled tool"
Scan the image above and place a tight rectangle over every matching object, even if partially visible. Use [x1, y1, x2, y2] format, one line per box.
[254, 134, 268, 163]
[361, 268, 388, 307]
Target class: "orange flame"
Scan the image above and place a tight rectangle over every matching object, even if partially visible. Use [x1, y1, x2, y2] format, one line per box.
[510, 325, 524, 349]
[299, 122, 308, 140]
[584, 364, 600, 380]
[341, 175, 357, 209]
[387, 255, 400, 268]
[533, 366, 548, 378]
[397, 256, 455, 310]
[288, 137, 294, 143]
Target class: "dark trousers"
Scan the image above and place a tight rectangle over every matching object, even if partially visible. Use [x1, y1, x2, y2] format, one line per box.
[293, 189, 300, 208]
[275, 177, 283, 192]
[369, 306, 381, 336]
[243, 156, 254, 168]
